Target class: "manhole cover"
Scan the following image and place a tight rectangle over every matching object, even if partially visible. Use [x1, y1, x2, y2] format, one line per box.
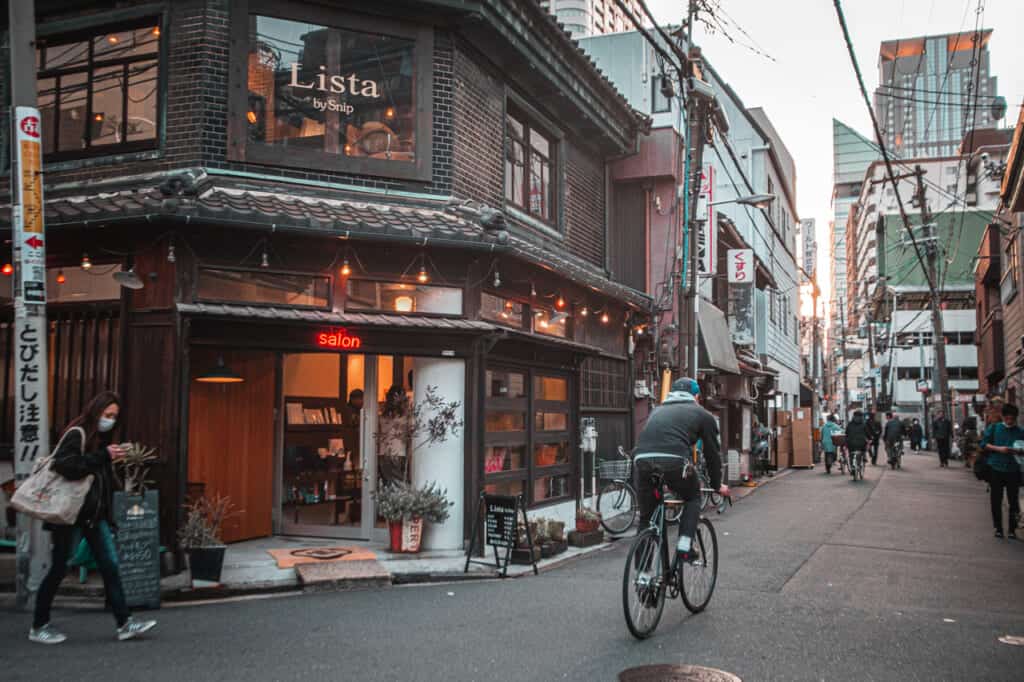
[619, 664, 741, 682]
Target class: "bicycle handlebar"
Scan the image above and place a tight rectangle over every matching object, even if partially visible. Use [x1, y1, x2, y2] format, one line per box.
[700, 488, 733, 514]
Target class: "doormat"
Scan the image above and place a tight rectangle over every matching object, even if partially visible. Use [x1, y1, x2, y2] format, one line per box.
[267, 546, 377, 569]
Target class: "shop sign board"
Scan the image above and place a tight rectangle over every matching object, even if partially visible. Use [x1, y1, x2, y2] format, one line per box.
[464, 493, 537, 578]
[696, 165, 716, 275]
[316, 328, 363, 349]
[727, 249, 753, 284]
[112, 491, 162, 609]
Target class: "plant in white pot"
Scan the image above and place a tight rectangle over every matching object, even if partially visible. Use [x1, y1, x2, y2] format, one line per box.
[177, 495, 235, 586]
[373, 481, 453, 553]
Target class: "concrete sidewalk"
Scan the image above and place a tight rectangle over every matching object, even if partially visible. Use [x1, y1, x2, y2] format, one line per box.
[0, 464, 795, 604]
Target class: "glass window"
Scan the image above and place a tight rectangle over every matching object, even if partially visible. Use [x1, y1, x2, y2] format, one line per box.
[534, 441, 569, 467]
[484, 479, 525, 499]
[534, 376, 568, 401]
[484, 445, 526, 474]
[346, 280, 462, 315]
[481, 292, 523, 328]
[533, 474, 570, 502]
[535, 411, 568, 432]
[487, 370, 526, 399]
[533, 308, 569, 338]
[485, 411, 526, 433]
[37, 19, 160, 159]
[197, 268, 330, 308]
[505, 108, 556, 224]
[246, 13, 421, 173]
[651, 73, 671, 113]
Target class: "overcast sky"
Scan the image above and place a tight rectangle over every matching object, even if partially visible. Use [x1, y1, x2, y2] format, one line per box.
[645, 0, 1024, 309]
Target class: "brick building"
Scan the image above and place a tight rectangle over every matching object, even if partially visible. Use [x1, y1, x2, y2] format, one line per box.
[0, 0, 650, 553]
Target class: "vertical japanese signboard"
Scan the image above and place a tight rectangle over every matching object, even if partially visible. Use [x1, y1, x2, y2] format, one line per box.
[13, 107, 49, 477]
[696, 164, 716, 275]
[727, 249, 755, 346]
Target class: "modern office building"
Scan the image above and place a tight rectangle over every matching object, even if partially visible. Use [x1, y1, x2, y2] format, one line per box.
[874, 29, 1000, 159]
[540, 0, 643, 37]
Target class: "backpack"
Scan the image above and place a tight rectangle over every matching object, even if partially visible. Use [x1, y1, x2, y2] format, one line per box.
[973, 451, 990, 482]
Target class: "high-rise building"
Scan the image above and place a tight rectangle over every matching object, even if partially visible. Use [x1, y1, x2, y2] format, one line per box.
[540, 0, 642, 38]
[799, 218, 816, 277]
[874, 30, 999, 159]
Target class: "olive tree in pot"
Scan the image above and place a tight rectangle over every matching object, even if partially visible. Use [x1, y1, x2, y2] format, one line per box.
[177, 495, 235, 586]
[373, 481, 453, 553]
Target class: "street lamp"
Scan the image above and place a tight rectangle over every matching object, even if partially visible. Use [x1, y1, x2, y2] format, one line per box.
[708, 193, 776, 210]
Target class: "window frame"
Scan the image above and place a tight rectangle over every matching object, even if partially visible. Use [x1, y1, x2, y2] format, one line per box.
[194, 265, 333, 310]
[503, 93, 564, 232]
[227, 0, 435, 181]
[651, 72, 672, 114]
[484, 364, 574, 509]
[34, 14, 163, 163]
[1002, 233, 1019, 304]
[344, 277, 465, 317]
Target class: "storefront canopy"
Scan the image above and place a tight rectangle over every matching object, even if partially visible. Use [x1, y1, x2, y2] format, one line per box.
[698, 302, 740, 375]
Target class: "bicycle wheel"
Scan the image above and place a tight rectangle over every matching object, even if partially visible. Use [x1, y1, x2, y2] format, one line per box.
[622, 530, 666, 639]
[598, 481, 637, 534]
[680, 518, 718, 613]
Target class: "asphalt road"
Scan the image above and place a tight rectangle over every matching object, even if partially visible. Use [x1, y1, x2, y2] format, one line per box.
[3, 450, 1023, 681]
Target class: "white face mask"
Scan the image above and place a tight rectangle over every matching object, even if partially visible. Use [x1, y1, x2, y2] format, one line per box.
[98, 417, 116, 433]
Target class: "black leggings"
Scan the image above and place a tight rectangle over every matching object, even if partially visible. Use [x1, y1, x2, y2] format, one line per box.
[634, 456, 701, 541]
[33, 521, 130, 629]
[989, 470, 1021, 533]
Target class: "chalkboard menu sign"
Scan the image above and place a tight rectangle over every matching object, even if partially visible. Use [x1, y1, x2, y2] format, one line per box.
[484, 495, 518, 549]
[465, 493, 537, 577]
[112, 491, 161, 609]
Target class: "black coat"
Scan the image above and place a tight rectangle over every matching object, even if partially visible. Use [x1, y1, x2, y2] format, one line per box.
[884, 418, 904, 444]
[845, 415, 869, 451]
[47, 429, 116, 529]
[932, 417, 952, 441]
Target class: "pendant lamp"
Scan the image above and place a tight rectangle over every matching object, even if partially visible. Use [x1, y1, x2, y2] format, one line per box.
[195, 356, 244, 384]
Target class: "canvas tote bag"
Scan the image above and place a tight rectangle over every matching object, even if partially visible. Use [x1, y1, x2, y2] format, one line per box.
[11, 426, 93, 525]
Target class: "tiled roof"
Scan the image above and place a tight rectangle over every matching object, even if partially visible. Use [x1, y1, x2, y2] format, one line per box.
[178, 303, 497, 331]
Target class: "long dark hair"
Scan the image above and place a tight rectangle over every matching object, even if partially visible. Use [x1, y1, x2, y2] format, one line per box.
[381, 385, 408, 418]
[66, 391, 122, 452]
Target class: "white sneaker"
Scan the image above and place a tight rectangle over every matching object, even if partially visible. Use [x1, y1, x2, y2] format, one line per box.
[28, 624, 67, 645]
[117, 617, 156, 641]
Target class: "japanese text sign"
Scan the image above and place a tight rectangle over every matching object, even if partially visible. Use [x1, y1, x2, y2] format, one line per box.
[727, 249, 753, 284]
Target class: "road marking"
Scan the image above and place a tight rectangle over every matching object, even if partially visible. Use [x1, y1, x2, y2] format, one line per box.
[998, 635, 1024, 646]
[943, 618, 956, 623]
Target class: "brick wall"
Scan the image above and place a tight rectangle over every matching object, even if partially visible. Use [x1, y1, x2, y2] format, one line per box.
[564, 143, 606, 269]
[451, 40, 504, 208]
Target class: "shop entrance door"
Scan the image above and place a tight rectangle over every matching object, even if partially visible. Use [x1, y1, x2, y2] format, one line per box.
[280, 353, 377, 540]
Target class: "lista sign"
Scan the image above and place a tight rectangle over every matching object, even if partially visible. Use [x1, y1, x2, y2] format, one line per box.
[316, 328, 362, 349]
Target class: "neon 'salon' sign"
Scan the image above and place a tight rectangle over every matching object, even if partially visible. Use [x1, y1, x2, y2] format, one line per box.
[316, 328, 362, 349]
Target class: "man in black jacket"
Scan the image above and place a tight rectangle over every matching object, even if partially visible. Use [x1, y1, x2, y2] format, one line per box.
[933, 412, 953, 467]
[634, 378, 729, 563]
[883, 412, 904, 467]
[866, 411, 882, 466]
[844, 410, 869, 473]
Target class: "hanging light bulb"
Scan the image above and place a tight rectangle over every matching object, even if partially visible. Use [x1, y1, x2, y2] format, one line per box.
[493, 268, 501, 288]
[417, 265, 429, 283]
[555, 294, 566, 310]
[1, 264, 12, 276]
[167, 242, 176, 264]
[530, 282, 537, 298]
[504, 299, 514, 311]
[56, 270, 66, 285]
[341, 258, 351, 276]
[600, 311, 610, 324]
[580, 306, 589, 317]
[385, 106, 395, 119]
[80, 253, 92, 270]
[260, 248, 269, 268]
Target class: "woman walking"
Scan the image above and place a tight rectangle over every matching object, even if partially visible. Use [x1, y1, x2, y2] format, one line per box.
[29, 391, 156, 644]
[980, 403, 1023, 540]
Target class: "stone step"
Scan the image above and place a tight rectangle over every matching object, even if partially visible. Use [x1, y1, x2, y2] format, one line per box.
[295, 559, 391, 592]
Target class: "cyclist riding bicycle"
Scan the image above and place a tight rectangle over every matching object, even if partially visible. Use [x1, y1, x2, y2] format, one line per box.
[633, 378, 729, 564]
[845, 409, 869, 472]
[883, 411, 903, 465]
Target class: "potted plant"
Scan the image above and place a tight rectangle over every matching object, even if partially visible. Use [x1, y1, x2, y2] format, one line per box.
[373, 481, 453, 553]
[177, 494, 235, 585]
[575, 507, 601, 533]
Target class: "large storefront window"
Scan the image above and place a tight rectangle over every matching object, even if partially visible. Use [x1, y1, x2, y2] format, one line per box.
[346, 280, 462, 315]
[484, 367, 573, 507]
[234, 2, 433, 180]
[36, 18, 161, 160]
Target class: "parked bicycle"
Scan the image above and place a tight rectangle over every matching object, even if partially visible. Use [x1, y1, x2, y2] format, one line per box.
[596, 446, 638, 535]
[622, 471, 730, 640]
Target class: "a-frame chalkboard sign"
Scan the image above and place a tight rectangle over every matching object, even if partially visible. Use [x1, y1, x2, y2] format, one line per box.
[464, 493, 538, 577]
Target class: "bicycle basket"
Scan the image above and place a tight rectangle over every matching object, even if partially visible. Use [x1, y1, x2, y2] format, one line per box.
[597, 458, 632, 480]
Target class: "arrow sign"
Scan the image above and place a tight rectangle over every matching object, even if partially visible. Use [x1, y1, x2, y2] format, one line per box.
[24, 235, 44, 249]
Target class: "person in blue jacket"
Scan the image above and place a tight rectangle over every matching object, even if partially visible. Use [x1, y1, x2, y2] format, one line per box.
[820, 415, 843, 474]
[980, 403, 1023, 539]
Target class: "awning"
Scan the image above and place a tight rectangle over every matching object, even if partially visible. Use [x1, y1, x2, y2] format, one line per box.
[177, 303, 497, 332]
[698, 302, 740, 375]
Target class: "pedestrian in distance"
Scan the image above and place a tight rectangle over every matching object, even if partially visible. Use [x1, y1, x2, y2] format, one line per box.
[960, 416, 981, 471]
[980, 403, 1023, 540]
[28, 391, 157, 645]
[866, 410, 882, 466]
[820, 414, 843, 474]
[933, 412, 953, 467]
[909, 418, 924, 451]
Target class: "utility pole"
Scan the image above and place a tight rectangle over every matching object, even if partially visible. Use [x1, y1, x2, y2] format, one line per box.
[9, 0, 51, 611]
[838, 298, 850, 420]
[811, 277, 822, 457]
[914, 165, 952, 422]
[865, 308, 877, 411]
[920, 330, 930, 444]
